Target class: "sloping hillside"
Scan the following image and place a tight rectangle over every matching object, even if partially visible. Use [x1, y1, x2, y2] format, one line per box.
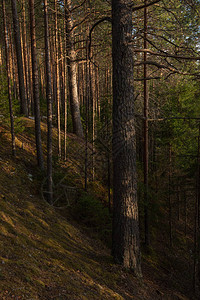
[0, 118, 193, 299]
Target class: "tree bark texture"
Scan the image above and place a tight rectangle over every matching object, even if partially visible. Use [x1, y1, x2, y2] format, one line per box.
[64, 3, 68, 161]
[168, 144, 172, 247]
[11, 0, 28, 116]
[21, 0, 30, 115]
[2, 0, 16, 156]
[143, 0, 150, 247]
[29, 0, 44, 170]
[8, 23, 17, 100]
[55, 0, 61, 158]
[44, 0, 53, 204]
[65, 0, 84, 138]
[112, 0, 142, 276]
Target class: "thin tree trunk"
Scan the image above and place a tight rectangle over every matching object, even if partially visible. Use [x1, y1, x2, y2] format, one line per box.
[112, 0, 142, 276]
[58, 30, 64, 106]
[8, 23, 17, 100]
[2, 0, 16, 156]
[144, 0, 150, 247]
[49, 25, 56, 110]
[29, 0, 44, 170]
[65, 0, 84, 138]
[22, 0, 30, 114]
[11, 0, 28, 116]
[90, 58, 96, 181]
[55, 0, 61, 158]
[27, 44, 34, 115]
[64, 0, 68, 161]
[193, 125, 200, 292]
[0, 47, 2, 66]
[64, 85, 68, 160]
[95, 66, 100, 119]
[169, 144, 172, 247]
[184, 191, 187, 236]
[44, 0, 53, 204]
[85, 38, 89, 191]
[177, 183, 180, 221]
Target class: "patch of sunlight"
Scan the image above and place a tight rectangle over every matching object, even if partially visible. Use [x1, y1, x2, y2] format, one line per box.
[28, 265, 42, 276]
[56, 220, 76, 236]
[50, 258, 69, 271]
[96, 283, 123, 299]
[14, 226, 32, 239]
[0, 212, 15, 227]
[44, 239, 66, 253]
[15, 137, 24, 148]
[34, 279, 46, 287]
[35, 217, 49, 229]
[1, 162, 16, 176]
[25, 202, 36, 211]
[0, 225, 9, 235]
[0, 256, 9, 263]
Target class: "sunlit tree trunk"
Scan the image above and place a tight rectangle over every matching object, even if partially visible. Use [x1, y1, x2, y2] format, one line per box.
[194, 124, 200, 291]
[44, 0, 53, 204]
[29, 0, 44, 170]
[27, 44, 34, 115]
[84, 38, 89, 191]
[49, 25, 56, 109]
[21, 0, 30, 114]
[8, 23, 17, 100]
[2, 0, 16, 156]
[11, 0, 28, 116]
[65, 0, 84, 138]
[64, 2, 68, 161]
[95, 66, 100, 119]
[112, 0, 142, 276]
[143, 0, 150, 247]
[55, 0, 61, 158]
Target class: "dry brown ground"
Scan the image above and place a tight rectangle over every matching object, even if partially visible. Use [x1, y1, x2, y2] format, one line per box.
[0, 118, 196, 299]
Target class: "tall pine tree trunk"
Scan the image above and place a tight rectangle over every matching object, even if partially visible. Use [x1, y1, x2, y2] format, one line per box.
[143, 0, 150, 247]
[2, 0, 16, 156]
[63, 5, 68, 161]
[11, 0, 28, 116]
[54, 0, 61, 158]
[22, 0, 30, 114]
[22, 0, 30, 113]
[112, 0, 142, 276]
[44, 0, 53, 204]
[65, 0, 84, 138]
[29, 0, 44, 170]
[8, 23, 17, 100]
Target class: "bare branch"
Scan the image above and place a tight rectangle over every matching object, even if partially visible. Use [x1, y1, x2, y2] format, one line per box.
[72, 12, 92, 31]
[148, 117, 200, 121]
[135, 60, 200, 77]
[88, 17, 112, 59]
[135, 115, 200, 121]
[134, 76, 161, 81]
[134, 48, 200, 60]
[70, 0, 87, 12]
[130, 0, 162, 10]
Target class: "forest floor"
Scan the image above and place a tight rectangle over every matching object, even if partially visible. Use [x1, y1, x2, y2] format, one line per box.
[0, 117, 197, 299]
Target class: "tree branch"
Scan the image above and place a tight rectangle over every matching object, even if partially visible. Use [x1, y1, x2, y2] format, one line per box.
[88, 17, 112, 59]
[130, 0, 162, 11]
[135, 60, 200, 77]
[134, 48, 200, 60]
[134, 76, 161, 81]
[70, 0, 87, 12]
